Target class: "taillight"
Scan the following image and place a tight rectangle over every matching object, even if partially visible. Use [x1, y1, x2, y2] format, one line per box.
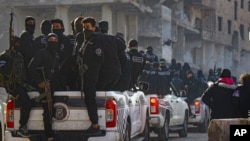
[6, 99, 14, 128]
[193, 100, 201, 114]
[106, 99, 117, 127]
[150, 97, 159, 114]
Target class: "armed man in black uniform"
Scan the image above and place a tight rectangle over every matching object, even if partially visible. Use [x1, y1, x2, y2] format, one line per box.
[98, 20, 131, 91]
[0, 35, 33, 138]
[34, 19, 52, 51]
[51, 19, 74, 90]
[145, 45, 158, 63]
[19, 16, 36, 68]
[127, 39, 145, 91]
[28, 33, 67, 141]
[80, 17, 121, 135]
[72, 16, 85, 90]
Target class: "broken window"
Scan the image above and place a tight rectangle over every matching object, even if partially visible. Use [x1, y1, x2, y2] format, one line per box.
[218, 16, 222, 31]
[228, 20, 232, 34]
[240, 24, 244, 40]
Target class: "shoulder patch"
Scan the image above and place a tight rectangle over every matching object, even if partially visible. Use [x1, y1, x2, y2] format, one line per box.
[95, 48, 102, 56]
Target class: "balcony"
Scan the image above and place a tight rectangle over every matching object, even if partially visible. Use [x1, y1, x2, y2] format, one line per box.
[189, 0, 215, 9]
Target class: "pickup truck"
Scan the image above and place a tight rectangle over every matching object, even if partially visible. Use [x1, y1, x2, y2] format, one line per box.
[5, 90, 149, 141]
[146, 84, 189, 141]
[0, 87, 8, 141]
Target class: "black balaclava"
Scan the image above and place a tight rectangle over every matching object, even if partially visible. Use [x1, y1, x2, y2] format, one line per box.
[25, 16, 35, 34]
[47, 33, 58, 53]
[41, 19, 52, 36]
[98, 20, 108, 34]
[147, 46, 153, 54]
[74, 16, 84, 34]
[84, 29, 94, 41]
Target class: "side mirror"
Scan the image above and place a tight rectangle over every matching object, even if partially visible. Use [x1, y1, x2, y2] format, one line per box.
[138, 81, 149, 91]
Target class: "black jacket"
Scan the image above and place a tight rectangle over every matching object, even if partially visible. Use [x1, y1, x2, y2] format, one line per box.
[20, 31, 35, 67]
[201, 80, 238, 119]
[82, 33, 121, 92]
[128, 49, 145, 90]
[235, 84, 250, 118]
[28, 48, 66, 92]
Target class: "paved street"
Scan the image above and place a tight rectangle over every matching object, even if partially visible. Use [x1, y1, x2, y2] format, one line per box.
[149, 126, 208, 141]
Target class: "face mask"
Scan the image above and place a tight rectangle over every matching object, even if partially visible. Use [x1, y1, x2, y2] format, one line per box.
[47, 41, 58, 53]
[75, 24, 83, 33]
[52, 29, 64, 35]
[25, 24, 35, 34]
[84, 29, 94, 40]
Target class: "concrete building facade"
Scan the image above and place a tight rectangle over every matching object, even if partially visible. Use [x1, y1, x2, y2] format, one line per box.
[0, 0, 249, 77]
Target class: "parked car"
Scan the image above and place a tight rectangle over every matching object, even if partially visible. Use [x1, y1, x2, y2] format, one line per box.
[145, 84, 189, 141]
[5, 89, 149, 141]
[0, 87, 8, 141]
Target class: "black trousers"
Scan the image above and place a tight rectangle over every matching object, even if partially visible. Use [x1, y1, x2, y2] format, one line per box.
[38, 78, 66, 138]
[41, 100, 54, 138]
[12, 84, 32, 128]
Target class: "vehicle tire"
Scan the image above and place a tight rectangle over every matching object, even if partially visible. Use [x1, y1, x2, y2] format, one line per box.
[199, 112, 209, 133]
[124, 121, 131, 141]
[178, 112, 188, 137]
[158, 113, 169, 141]
[140, 114, 150, 141]
[0, 123, 2, 141]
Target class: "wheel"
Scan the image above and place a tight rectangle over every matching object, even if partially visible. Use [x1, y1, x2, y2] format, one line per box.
[178, 112, 188, 137]
[199, 112, 209, 133]
[124, 121, 131, 141]
[0, 123, 2, 141]
[158, 113, 169, 141]
[140, 114, 150, 141]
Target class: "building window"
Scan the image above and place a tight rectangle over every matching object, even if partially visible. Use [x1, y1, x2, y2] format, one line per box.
[228, 20, 232, 34]
[235, 1, 238, 20]
[195, 17, 202, 28]
[249, 1, 250, 11]
[241, 0, 244, 9]
[240, 24, 244, 40]
[218, 16, 222, 31]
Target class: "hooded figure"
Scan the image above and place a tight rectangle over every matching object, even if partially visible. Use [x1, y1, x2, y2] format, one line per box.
[20, 16, 36, 68]
[145, 46, 158, 63]
[201, 68, 238, 119]
[98, 20, 109, 34]
[25, 16, 35, 34]
[41, 19, 52, 36]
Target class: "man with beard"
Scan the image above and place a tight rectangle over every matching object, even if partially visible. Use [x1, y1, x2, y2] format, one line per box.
[28, 33, 67, 141]
[80, 17, 121, 135]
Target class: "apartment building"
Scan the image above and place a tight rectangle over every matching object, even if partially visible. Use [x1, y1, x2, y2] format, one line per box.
[0, 0, 249, 77]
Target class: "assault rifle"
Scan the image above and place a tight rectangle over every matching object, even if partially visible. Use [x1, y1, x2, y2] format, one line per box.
[9, 9, 13, 50]
[36, 67, 53, 123]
